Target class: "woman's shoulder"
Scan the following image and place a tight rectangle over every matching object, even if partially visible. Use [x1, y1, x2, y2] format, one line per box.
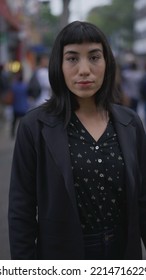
[111, 103, 144, 128]
[111, 103, 140, 118]
[20, 104, 62, 128]
[21, 106, 43, 123]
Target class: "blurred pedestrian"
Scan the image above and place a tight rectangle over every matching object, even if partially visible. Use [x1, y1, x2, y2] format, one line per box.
[115, 62, 130, 107]
[8, 21, 146, 260]
[121, 61, 143, 112]
[28, 53, 52, 109]
[10, 68, 29, 138]
[0, 64, 11, 121]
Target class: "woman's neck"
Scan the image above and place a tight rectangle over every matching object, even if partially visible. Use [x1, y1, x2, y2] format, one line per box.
[74, 103, 109, 142]
[75, 98, 108, 121]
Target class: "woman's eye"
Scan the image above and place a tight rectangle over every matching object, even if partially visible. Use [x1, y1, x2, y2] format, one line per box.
[67, 57, 78, 63]
[90, 55, 100, 61]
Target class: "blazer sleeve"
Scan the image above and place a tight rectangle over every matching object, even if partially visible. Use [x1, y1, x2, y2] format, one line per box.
[8, 118, 37, 259]
[136, 116, 146, 248]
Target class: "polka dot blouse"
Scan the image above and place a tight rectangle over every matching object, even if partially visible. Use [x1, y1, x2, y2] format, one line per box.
[67, 113, 126, 235]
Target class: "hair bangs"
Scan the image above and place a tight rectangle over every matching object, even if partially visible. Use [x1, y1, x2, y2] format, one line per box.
[62, 22, 102, 46]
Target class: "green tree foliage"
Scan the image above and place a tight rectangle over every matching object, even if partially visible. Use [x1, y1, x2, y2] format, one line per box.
[86, 0, 134, 51]
[38, 3, 60, 49]
[38, 0, 71, 48]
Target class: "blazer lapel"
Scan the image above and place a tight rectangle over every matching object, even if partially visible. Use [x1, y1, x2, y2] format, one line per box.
[39, 113, 80, 219]
[111, 105, 137, 213]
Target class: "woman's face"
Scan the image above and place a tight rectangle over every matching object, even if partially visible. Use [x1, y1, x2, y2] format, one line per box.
[62, 42, 106, 101]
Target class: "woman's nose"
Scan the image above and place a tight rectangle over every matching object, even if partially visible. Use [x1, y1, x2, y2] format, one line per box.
[78, 59, 90, 76]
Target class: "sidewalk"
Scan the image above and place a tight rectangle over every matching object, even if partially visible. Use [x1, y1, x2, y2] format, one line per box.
[0, 119, 15, 259]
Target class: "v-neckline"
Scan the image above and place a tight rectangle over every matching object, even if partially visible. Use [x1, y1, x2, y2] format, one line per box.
[72, 112, 110, 144]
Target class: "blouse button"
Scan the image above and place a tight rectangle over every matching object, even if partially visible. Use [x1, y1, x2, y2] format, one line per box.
[98, 159, 102, 163]
[95, 145, 99, 150]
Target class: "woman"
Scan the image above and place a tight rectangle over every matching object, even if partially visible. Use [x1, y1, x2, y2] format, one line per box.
[8, 21, 146, 260]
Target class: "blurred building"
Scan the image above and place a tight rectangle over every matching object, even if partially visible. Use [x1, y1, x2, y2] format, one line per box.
[0, 0, 21, 64]
[0, 0, 50, 81]
[0, 0, 47, 64]
[133, 0, 146, 57]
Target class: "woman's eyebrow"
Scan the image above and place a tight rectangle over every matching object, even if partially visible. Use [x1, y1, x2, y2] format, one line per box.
[64, 50, 78, 55]
[88, 48, 103, 54]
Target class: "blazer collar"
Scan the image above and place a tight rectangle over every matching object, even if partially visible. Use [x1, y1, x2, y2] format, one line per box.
[37, 109, 63, 127]
[110, 104, 134, 126]
[37, 104, 134, 127]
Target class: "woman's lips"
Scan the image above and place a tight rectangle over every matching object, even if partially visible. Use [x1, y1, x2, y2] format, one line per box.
[76, 81, 93, 86]
[77, 81, 93, 88]
[77, 80, 93, 84]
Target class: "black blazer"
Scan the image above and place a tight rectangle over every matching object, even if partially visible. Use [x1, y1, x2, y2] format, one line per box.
[8, 104, 146, 259]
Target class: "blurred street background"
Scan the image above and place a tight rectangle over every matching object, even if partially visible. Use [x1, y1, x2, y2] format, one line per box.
[0, 0, 146, 259]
